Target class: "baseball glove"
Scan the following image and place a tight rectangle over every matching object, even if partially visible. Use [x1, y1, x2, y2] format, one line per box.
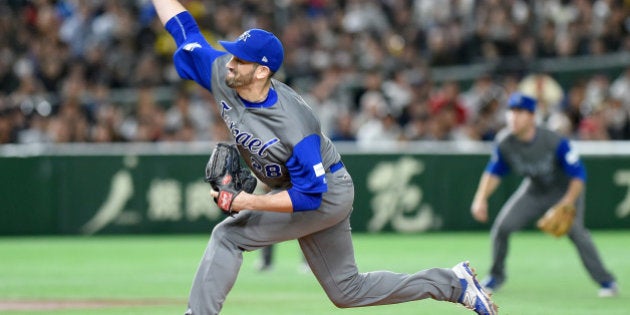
[536, 204, 576, 237]
[204, 143, 257, 215]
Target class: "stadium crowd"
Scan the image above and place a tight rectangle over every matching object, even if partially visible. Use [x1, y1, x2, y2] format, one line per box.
[1, 0, 630, 145]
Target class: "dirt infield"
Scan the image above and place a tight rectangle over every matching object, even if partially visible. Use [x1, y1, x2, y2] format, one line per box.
[0, 299, 181, 311]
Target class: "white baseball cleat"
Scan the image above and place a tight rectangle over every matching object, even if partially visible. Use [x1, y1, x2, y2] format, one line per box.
[452, 261, 498, 315]
[598, 281, 619, 298]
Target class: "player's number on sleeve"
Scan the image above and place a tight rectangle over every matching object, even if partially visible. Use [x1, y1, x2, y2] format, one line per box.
[264, 164, 282, 177]
[251, 161, 282, 178]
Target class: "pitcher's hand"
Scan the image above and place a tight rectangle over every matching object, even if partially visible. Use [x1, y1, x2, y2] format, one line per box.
[471, 198, 488, 223]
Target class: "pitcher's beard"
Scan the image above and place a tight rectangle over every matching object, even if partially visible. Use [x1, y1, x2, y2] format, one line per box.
[225, 71, 254, 88]
[225, 76, 238, 88]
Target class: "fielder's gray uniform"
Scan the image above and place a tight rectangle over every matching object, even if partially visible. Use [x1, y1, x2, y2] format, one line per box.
[486, 127, 615, 286]
[164, 11, 464, 315]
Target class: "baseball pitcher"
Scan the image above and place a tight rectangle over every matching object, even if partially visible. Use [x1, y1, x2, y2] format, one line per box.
[151, 1, 498, 314]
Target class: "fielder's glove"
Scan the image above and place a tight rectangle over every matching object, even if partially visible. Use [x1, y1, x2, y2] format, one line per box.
[204, 143, 257, 215]
[536, 204, 576, 237]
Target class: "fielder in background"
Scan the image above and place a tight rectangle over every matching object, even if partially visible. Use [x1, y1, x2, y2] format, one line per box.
[470, 92, 618, 297]
[151, 1, 497, 314]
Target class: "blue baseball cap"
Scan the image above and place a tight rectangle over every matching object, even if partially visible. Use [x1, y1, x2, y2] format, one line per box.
[507, 92, 536, 112]
[219, 29, 284, 73]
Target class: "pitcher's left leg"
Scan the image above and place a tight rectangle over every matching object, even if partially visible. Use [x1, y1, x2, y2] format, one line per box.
[299, 216, 462, 307]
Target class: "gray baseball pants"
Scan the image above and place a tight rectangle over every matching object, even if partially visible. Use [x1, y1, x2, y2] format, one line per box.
[186, 168, 463, 315]
[489, 180, 616, 285]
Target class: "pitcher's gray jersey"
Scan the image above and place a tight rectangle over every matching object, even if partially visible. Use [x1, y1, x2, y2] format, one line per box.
[210, 54, 340, 190]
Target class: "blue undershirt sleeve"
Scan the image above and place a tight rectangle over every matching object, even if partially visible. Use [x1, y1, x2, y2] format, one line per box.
[165, 11, 226, 91]
[485, 146, 510, 177]
[286, 134, 327, 211]
[556, 139, 587, 181]
[164, 11, 199, 46]
[287, 190, 322, 212]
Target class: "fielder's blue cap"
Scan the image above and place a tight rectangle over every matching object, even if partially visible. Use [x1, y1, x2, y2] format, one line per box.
[219, 29, 284, 73]
[507, 92, 536, 112]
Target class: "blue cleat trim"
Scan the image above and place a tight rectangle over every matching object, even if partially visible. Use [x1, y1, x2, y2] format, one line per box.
[452, 261, 498, 315]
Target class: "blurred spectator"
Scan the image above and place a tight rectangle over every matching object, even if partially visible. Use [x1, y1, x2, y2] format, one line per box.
[466, 95, 506, 141]
[116, 85, 160, 142]
[426, 104, 458, 140]
[356, 111, 403, 144]
[536, 21, 558, 58]
[330, 113, 357, 142]
[602, 97, 630, 140]
[165, 85, 213, 140]
[579, 106, 610, 140]
[18, 113, 50, 143]
[429, 81, 467, 127]
[518, 72, 564, 122]
[90, 103, 124, 143]
[0, 108, 17, 143]
[402, 109, 430, 140]
[354, 91, 389, 136]
[382, 68, 414, 119]
[54, 95, 90, 142]
[301, 67, 347, 137]
[560, 80, 587, 137]
[460, 73, 504, 124]
[582, 74, 611, 117]
[546, 110, 573, 137]
[610, 67, 630, 108]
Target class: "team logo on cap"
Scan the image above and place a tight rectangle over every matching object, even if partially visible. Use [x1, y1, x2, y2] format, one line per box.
[238, 31, 251, 42]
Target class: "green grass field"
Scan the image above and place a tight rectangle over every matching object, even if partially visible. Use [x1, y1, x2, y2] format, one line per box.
[0, 231, 627, 314]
